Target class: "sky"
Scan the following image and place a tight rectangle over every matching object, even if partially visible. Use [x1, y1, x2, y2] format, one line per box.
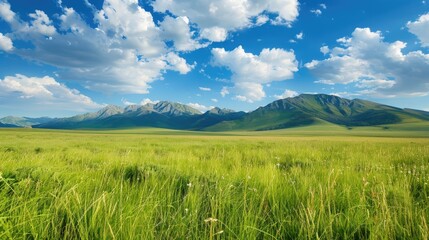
[0, 0, 429, 117]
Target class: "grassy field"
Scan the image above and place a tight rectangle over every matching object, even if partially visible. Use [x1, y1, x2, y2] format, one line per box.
[0, 128, 429, 239]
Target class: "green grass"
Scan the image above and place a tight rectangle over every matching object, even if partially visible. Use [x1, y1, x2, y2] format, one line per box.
[0, 128, 428, 239]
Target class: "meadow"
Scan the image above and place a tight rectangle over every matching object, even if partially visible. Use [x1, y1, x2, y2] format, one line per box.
[0, 127, 428, 239]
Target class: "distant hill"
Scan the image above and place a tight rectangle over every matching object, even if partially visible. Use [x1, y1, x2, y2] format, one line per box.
[28, 94, 429, 131]
[0, 122, 19, 128]
[0, 116, 52, 127]
[206, 94, 429, 131]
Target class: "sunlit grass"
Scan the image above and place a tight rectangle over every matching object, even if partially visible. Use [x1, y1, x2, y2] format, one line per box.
[0, 128, 428, 239]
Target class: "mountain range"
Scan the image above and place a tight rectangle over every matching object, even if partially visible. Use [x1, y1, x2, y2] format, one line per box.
[2, 94, 429, 131]
[0, 116, 53, 128]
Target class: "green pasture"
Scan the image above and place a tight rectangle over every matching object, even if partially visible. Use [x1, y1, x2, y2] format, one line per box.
[0, 127, 428, 239]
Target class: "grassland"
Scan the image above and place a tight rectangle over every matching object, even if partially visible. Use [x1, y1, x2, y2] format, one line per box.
[0, 127, 428, 239]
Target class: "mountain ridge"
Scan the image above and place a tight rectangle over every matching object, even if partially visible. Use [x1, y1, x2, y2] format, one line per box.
[2, 94, 428, 131]
[0, 116, 53, 127]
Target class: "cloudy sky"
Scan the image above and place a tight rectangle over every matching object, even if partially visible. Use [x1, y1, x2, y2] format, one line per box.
[0, 0, 428, 117]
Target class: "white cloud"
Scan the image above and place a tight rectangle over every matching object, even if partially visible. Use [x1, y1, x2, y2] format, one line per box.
[95, 0, 164, 57]
[29, 10, 56, 36]
[310, 9, 322, 16]
[274, 89, 298, 99]
[211, 98, 218, 103]
[199, 87, 211, 91]
[121, 98, 136, 105]
[329, 92, 361, 98]
[234, 82, 265, 103]
[152, 0, 299, 40]
[200, 27, 228, 42]
[220, 86, 230, 97]
[140, 98, 159, 105]
[306, 27, 429, 97]
[160, 16, 204, 51]
[0, 1, 16, 24]
[164, 52, 194, 74]
[0, 0, 194, 94]
[355, 79, 395, 89]
[407, 12, 429, 47]
[256, 15, 269, 26]
[0, 74, 102, 114]
[212, 45, 298, 102]
[320, 46, 329, 55]
[296, 32, 303, 40]
[320, 4, 327, 9]
[187, 102, 213, 113]
[0, 33, 13, 51]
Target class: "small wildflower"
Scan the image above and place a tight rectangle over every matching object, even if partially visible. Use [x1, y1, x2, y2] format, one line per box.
[204, 217, 218, 223]
[187, 182, 192, 188]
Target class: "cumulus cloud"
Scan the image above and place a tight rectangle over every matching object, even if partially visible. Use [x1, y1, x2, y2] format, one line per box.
[0, 32, 13, 51]
[212, 45, 298, 102]
[0, 0, 194, 94]
[407, 12, 429, 47]
[0, 74, 102, 115]
[306, 27, 429, 97]
[296, 32, 303, 40]
[200, 27, 228, 42]
[160, 16, 204, 51]
[0, 1, 18, 26]
[187, 103, 213, 113]
[274, 89, 299, 99]
[140, 98, 160, 105]
[152, 0, 299, 41]
[29, 10, 57, 36]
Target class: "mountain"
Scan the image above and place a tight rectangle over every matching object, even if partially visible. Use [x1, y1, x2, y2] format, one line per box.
[188, 108, 246, 130]
[0, 116, 52, 127]
[152, 101, 201, 116]
[0, 122, 19, 128]
[206, 94, 429, 131]
[34, 102, 245, 129]
[32, 94, 429, 131]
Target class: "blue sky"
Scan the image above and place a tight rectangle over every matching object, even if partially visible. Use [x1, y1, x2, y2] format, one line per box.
[0, 0, 428, 117]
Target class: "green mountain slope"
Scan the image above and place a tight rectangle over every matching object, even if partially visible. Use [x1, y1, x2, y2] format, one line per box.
[0, 122, 19, 128]
[206, 94, 429, 131]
